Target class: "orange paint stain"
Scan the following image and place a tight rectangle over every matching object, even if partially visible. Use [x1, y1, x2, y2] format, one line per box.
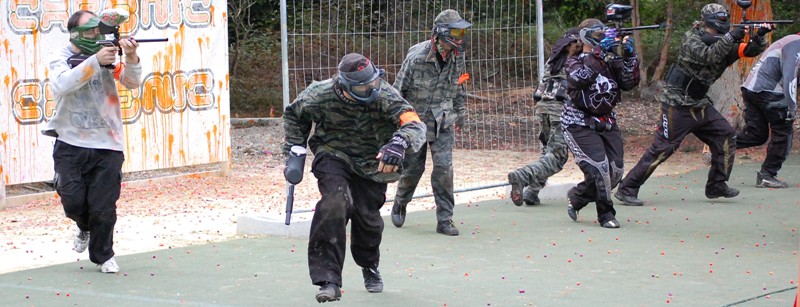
[108, 95, 120, 106]
[154, 154, 160, 163]
[210, 5, 216, 26]
[80, 65, 94, 82]
[168, 134, 174, 159]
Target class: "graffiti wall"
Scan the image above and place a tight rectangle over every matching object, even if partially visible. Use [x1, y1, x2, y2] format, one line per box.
[0, 0, 231, 186]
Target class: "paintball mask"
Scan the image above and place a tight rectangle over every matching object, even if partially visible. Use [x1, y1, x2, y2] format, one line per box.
[701, 3, 731, 34]
[337, 53, 385, 104]
[69, 16, 103, 54]
[433, 9, 473, 52]
[579, 22, 608, 47]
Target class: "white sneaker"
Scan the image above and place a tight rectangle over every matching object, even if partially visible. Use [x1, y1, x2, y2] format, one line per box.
[100, 257, 119, 273]
[73, 229, 89, 253]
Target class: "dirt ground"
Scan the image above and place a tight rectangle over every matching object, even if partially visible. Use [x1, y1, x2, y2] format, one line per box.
[0, 105, 776, 274]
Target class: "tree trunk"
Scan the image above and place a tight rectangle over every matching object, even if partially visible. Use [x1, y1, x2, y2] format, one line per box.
[652, 0, 673, 82]
[707, 0, 773, 130]
[631, 0, 647, 91]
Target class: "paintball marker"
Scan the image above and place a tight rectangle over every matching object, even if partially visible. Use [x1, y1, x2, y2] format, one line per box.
[283, 146, 307, 225]
[96, 9, 168, 69]
[732, 0, 793, 28]
[605, 3, 663, 55]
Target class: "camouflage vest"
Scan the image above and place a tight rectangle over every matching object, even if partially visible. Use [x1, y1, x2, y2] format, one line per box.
[283, 79, 426, 183]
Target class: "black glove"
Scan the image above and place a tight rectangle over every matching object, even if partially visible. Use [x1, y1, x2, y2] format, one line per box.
[725, 27, 746, 42]
[379, 136, 408, 166]
[455, 112, 466, 128]
[599, 37, 619, 54]
[755, 25, 773, 38]
[622, 38, 635, 57]
[786, 109, 797, 122]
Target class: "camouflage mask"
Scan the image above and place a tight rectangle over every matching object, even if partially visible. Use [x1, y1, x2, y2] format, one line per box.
[69, 16, 103, 55]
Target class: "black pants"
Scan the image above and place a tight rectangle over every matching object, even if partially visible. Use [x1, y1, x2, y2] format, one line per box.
[563, 124, 624, 224]
[308, 154, 386, 287]
[736, 89, 795, 177]
[52, 140, 124, 265]
[618, 103, 736, 197]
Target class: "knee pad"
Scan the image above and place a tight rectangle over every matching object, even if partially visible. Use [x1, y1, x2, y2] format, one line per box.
[610, 162, 624, 187]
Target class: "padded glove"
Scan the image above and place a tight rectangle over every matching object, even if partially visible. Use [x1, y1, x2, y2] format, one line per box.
[599, 37, 619, 53]
[725, 27, 746, 42]
[622, 37, 635, 57]
[378, 135, 408, 167]
[455, 112, 467, 128]
[754, 24, 773, 38]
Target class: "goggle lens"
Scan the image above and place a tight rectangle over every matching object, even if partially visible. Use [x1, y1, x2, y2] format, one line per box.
[350, 78, 381, 97]
[80, 28, 101, 40]
[450, 28, 467, 39]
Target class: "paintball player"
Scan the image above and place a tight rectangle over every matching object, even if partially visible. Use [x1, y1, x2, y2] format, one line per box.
[736, 33, 800, 188]
[508, 28, 582, 206]
[614, 3, 774, 206]
[43, 10, 141, 273]
[562, 18, 640, 228]
[389, 9, 472, 236]
[283, 53, 425, 303]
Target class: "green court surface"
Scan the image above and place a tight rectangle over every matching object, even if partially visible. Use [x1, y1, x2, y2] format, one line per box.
[1, 159, 797, 306]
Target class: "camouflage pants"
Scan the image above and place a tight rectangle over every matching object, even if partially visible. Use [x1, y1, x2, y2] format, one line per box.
[394, 126, 454, 222]
[511, 113, 569, 192]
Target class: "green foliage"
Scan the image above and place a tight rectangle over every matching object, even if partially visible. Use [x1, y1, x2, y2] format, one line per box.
[228, 31, 283, 118]
[772, 1, 800, 38]
[226, 0, 799, 117]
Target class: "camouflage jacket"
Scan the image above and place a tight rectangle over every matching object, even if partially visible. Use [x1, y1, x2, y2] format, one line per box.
[536, 62, 569, 117]
[658, 27, 767, 107]
[283, 78, 426, 183]
[394, 40, 468, 140]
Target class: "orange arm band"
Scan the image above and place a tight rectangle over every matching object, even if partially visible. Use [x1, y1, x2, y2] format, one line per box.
[399, 111, 421, 125]
[738, 43, 747, 58]
[457, 73, 470, 85]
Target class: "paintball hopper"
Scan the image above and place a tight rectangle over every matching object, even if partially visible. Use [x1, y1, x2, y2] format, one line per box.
[284, 146, 307, 185]
[97, 8, 129, 35]
[737, 0, 752, 10]
[606, 4, 632, 21]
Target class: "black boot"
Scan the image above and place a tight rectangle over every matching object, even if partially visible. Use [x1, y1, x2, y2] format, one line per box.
[508, 172, 526, 206]
[391, 202, 407, 228]
[566, 187, 584, 222]
[315, 282, 341, 303]
[436, 219, 459, 236]
[756, 171, 789, 188]
[362, 267, 384, 293]
[523, 187, 541, 206]
[705, 184, 740, 199]
[614, 190, 644, 206]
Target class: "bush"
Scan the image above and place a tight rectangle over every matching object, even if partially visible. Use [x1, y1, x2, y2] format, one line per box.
[229, 31, 284, 118]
